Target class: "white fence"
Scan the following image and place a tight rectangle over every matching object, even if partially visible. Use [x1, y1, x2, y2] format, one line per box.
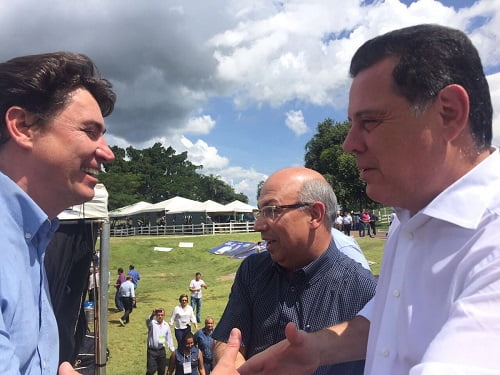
[110, 221, 256, 237]
[110, 208, 392, 238]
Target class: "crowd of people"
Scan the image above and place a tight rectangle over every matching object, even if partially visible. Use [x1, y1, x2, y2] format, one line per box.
[334, 209, 379, 238]
[113, 271, 215, 375]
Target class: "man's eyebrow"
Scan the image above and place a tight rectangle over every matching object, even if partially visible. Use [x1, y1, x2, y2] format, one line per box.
[350, 109, 387, 119]
[83, 120, 106, 134]
[258, 199, 278, 208]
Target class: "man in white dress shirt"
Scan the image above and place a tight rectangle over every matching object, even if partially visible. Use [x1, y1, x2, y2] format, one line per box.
[212, 24, 500, 375]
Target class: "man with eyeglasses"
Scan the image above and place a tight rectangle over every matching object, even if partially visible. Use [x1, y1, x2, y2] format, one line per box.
[212, 167, 377, 375]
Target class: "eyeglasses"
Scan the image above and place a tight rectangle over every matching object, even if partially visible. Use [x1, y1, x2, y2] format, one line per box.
[255, 202, 313, 221]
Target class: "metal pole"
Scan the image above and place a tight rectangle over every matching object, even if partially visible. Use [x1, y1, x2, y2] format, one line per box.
[96, 220, 110, 375]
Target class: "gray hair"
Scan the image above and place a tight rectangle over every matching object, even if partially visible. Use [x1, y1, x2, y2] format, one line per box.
[298, 178, 338, 228]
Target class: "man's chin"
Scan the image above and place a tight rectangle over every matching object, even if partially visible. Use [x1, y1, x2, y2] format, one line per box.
[72, 186, 97, 206]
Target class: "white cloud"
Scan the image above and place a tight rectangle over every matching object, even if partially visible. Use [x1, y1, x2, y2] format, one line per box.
[214, 166, 268, 206]
[2, 0, 500, 205]
[184, 115, 216, 135]
[285, 110, 308, 136]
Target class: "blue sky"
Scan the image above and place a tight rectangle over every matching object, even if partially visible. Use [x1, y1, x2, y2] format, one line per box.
[1, 0, 499, 206]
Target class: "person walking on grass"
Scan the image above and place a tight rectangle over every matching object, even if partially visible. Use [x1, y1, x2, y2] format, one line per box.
[119, 276, 135, 326]
[170, 294, 198, 345]
[189, 272, 208, 323]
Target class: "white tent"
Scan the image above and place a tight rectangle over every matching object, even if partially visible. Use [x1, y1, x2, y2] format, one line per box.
[108, 201, 152, 218]
[58, 184, 109, 220]
[109, 196, 199, 217]
[224, 200, 257, 212]
[131, 196, 199, 215]
[189, 199, 228, 212]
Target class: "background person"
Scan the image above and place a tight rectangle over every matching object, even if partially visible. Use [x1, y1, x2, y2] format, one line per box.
[368, 211, 378, 236]
[146, 308, 175, 375]
[118, 276, 136, 326]
[331, 227, 371, 271]
[0, 51, 115, 374]
[194, 317, 215, 374]
[359, 210, 372, 237]
[114, 267, 126, 312]
[189, 272, 208, 323]
[342, 211, 352, 236]
[128, 264, 141, 289]
[169, 294, 198, 345]
[167, 332, 206, 375]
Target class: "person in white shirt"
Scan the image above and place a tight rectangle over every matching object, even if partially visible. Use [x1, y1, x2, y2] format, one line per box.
[146, 308, 175, 375]
[341, 212, 353, 236]
[212, 24, 500, 375]
[189, 272, 208, 323]
[170, 294, 198, 345]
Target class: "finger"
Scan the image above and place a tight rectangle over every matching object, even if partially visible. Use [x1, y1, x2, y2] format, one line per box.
[58, 361, 79, 374]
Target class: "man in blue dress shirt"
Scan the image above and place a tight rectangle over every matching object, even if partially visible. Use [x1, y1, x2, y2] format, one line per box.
[0, 52, 116, 374]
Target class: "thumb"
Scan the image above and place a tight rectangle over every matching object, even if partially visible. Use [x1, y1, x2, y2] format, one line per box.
[284, 322, 302, 344]
[220, 328, 242, 363]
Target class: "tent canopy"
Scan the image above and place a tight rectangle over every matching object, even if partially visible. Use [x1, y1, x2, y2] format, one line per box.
[129, 196, 199, 215]
[224, 200, 257, 212]
[108, 201, 152, 218]
[109, 197, 257, 218]
[58, 184, 109, 220]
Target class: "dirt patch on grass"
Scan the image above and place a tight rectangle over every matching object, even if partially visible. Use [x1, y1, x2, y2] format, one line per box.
[218, 273, 236, 281]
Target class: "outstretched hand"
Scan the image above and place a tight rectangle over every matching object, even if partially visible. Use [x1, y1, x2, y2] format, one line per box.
[238, 322, 320, 375]
[211, 328, 243, 375]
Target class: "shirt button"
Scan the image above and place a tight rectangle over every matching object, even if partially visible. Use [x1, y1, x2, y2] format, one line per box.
[382, 348, 390, 357]
[290, 286, 297, 293]
[393, 289, 400, 297]
[25, 232, 32, 239]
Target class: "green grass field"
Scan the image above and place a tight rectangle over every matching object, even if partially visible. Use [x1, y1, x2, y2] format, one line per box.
[105, 232, 385, 374]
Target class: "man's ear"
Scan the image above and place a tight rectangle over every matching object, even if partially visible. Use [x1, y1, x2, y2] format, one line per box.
[437, 84, 470, 142]
[4, 106, 36, 150]
[309, 201, 325, 229]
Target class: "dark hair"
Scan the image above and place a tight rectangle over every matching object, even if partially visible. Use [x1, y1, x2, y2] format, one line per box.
[118, 267, 123, 273]
[0, 51, 115, 145]
[349, 24, 492, 149]
[181, 332, 195, 346]
[179, 294, 189, 303]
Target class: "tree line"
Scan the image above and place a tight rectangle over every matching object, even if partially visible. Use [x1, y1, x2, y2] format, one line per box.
[100, 143, 248, 210]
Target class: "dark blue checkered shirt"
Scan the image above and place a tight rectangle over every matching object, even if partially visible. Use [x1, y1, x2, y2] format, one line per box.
[213, 240, 377, 375]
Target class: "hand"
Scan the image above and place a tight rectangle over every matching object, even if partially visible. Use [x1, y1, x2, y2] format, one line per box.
[211, 329, 243, 375]
[58, 361, 81, 374]
[238, 323, 320, 375]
